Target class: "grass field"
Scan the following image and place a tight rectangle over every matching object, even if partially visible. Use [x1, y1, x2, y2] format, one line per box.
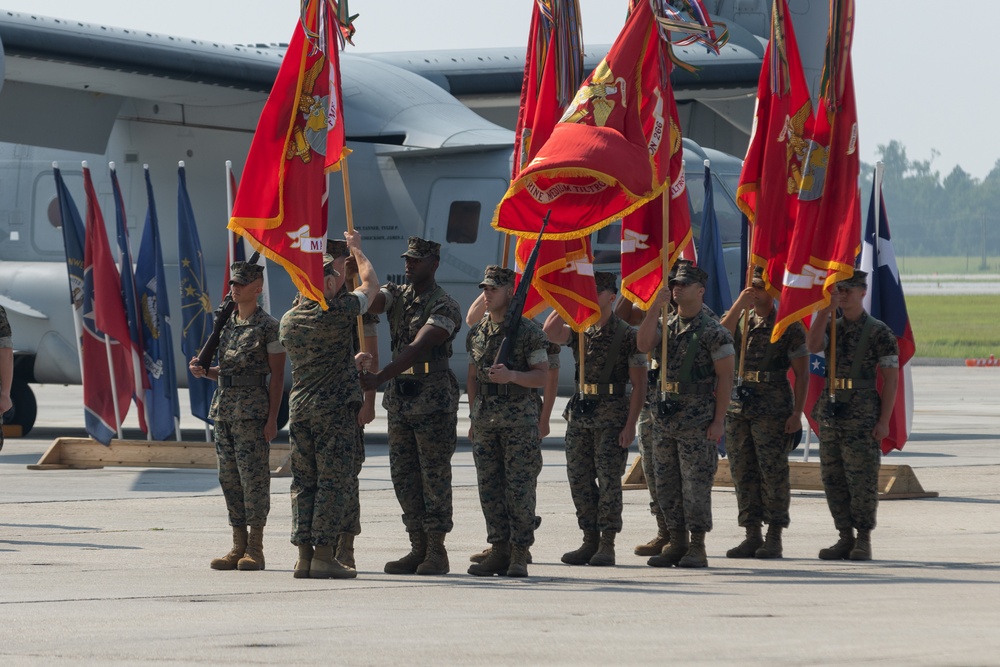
[907, 294, 1000, 358]
[897, 256, 1000, 275]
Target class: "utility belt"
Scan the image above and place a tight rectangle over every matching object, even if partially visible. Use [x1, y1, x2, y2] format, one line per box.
[829, 378, 876, 390]
[659, 382, 713, 396]
[399, 359, 451, 376]
[478, 383, 537, 397]
[218, 374, 267, 388]
[579, 383, 627, 396]
[740, 370, 786, 383]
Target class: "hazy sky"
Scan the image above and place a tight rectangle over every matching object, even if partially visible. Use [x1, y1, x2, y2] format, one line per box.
[3, 0, 997, 179]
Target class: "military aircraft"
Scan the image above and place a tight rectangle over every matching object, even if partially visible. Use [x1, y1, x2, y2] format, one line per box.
[0, 5, 785, 434]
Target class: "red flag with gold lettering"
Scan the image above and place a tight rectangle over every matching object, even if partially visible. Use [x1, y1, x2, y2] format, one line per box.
[736, 0, 812, 298]
[519, 235, 600, 330]
[493, 0, 666, 240]
[774, 0, 861, 342]
[228, 1, 351, 308]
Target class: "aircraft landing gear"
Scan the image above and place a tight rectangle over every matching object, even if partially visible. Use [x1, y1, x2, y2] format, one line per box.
[4, 381, 37, 437]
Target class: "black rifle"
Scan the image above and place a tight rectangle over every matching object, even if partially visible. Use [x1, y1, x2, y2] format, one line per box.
[196, 251, 261, 369]
[495, 211, 550, 369]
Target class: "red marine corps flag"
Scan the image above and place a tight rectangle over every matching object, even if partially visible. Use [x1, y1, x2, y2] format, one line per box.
[773, 0, 861, 342]
[508, 1, 601, 329]
[228, 0, 354, 308]
[736, 0, 812, 297]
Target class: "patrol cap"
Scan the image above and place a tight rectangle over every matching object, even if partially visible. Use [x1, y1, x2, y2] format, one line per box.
[667, 258, 693, 281]
[479, 265, 515, 289]
[322, 254, 341, 277]
[400, 237, 441, 259]
[836, 270, 868, 289]
[326, 239, 349, 259]
[668, 263, 709, 287]
[751, 265, 766, 288]
[229, 261, 264, 285]
[595, 271, 618, 293]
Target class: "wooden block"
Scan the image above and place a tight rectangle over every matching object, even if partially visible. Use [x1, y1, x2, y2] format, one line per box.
[29, 437, 292, 473]
[623, 456, 937, 499]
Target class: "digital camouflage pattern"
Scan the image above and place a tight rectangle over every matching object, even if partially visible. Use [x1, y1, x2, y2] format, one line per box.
[648, 308, 734, 534]
[467, 316, 548, 546]
[381, 281, 461, 535]
[215, 419, 270, 527]
[726, 309, 807, 528]
[0, 305, 11, 347]
[342, 311, 379, 537]
[380, 282, 461, 415]
[280, 290, 368, 545]
[562, 315, 645, 534]
[467, 317, 548, 428]
[814, 311, 899, 532]
[209, 307, 282, 421]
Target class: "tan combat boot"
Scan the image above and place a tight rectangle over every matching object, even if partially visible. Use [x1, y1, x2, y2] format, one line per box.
[237, 526, 266, 570]
[647, 530, 688, 567]
[336, 534, 356, 569]
[678, 531, 709, 568]
[755, 525, 784, 559]
[468, 541, 510, 576]
[848, 529, 872, 561]
[310, 544, 357, 579]
[293, 544, 313, 579]
[210, 526, 247, 570]
[384, 531, 426, 575]
[507, 544, 529, 578]
[416, 532, 450, 575]
[819, 529, 855, 560]
[589, 532, 616, 567]
[726, 524, 763, 559]
[472, 546, 532, 564]
[634, 514, 670, 557]
[561, 530, 600, 565]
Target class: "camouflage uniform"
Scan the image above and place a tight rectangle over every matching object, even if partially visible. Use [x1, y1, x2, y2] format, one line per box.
[280, 284, 370, 547]
[381, 280, 462, 535]
[813, 310, 899, 532]
[563, 315, 646, 534]
[647, 309, 734, 534]
[210, 306, 283, 528]
[467, 314, 548, 547]
[342, 311, 379, 537]
[726, 310, 807, 528]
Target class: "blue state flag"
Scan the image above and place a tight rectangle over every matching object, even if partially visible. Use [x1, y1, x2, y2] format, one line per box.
[697, 162, 733, 316]
[177, 166, 215, 424]
[110, 167, 149, 433]
[53, 167, 87, 342]
[136, 167, 180, 440]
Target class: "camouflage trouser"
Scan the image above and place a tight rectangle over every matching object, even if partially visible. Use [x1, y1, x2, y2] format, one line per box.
[472, 424, 543, 547]
[820, 425, 880, 532]
[637, 405, 665, 523]
[565, 423, 628, 533]
[650, 424, 718, 533]
[289, 409, 356, 546]
[215, 419, 270, 527]
[387, 410, 457, 534]
[726, 412, 791, 528]
[341, 423, 366, 536]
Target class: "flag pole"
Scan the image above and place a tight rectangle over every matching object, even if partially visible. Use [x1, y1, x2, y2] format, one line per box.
[736, 164, 753, 387]
[874, 161, 884, 254]
[338, 158, 367, 353]
[501, 234, 512, 269]
[659, 168, 672, 395]
[578, 330, 586, 398]
[104, 334, 124, 440]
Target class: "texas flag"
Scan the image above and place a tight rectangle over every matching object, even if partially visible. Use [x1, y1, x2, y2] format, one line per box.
[859, 172, 915, 453]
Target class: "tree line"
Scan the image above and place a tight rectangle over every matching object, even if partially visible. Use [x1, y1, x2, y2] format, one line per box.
[860, 141, 998, 262]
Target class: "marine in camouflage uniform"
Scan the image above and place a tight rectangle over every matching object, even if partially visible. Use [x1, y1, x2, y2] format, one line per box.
[637, 264, 735, 568]
[190, 261, 285, 572]
[362, 237, 462, 576]
[721, 267, 808, 559]
[466, 266, 549, 578]
[0, 305, 13, 449]
[807, 270, 899, 561]
[544, 272, 647, 568]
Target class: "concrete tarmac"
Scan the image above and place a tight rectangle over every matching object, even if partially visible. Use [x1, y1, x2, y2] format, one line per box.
[1, 366, 999, 665]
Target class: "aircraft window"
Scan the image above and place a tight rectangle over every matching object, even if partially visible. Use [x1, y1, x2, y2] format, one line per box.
[446, 201, 481, 244]
[593, 221, 622, 270]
